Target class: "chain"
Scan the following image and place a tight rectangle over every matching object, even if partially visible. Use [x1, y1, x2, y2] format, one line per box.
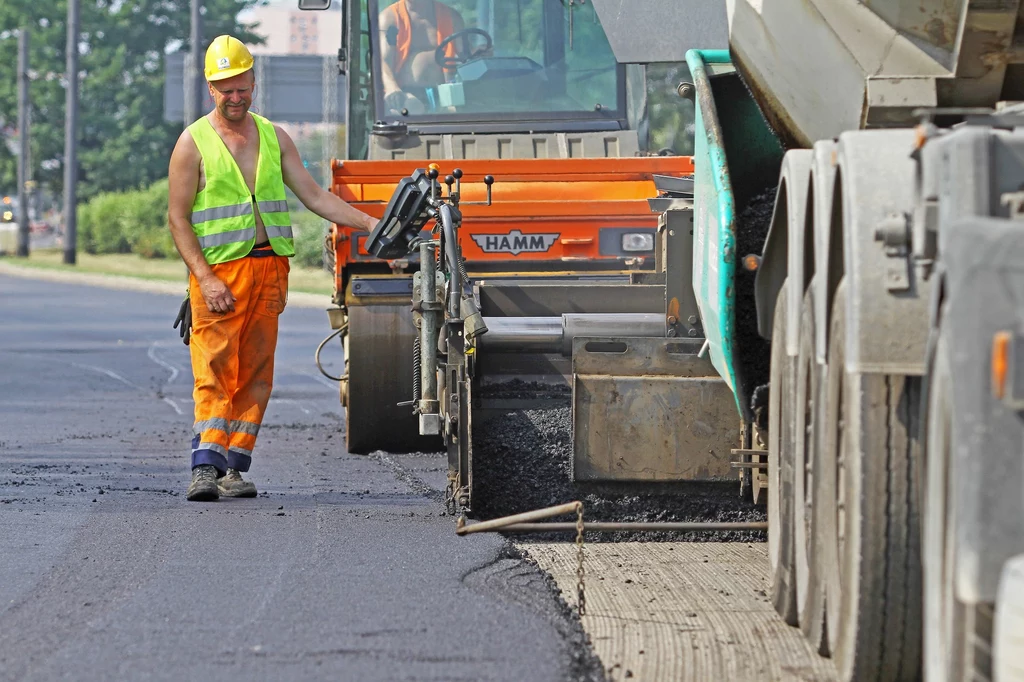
[444, 474, 458, 516]
[575, 502, 586, 617]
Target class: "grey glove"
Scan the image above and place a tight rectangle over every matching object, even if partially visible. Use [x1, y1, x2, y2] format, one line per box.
[173, 295, 191, 346]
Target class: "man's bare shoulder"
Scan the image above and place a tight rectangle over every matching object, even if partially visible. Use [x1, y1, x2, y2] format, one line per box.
[447, 2, 466, 23]
[171, 126, 201, 163]
[379, 2, 397, 27]
[272, 123, 296, 150]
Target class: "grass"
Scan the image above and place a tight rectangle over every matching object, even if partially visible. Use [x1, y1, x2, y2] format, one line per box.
[2, 248, 335, 296]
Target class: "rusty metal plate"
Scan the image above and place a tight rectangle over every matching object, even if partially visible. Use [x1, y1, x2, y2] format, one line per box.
[571, 336, 738, 482]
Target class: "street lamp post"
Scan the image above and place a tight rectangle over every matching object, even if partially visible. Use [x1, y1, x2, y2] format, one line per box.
[188, 0, 203, 124]
[62, 0, 80, 265]
[16, 27, 30, 257]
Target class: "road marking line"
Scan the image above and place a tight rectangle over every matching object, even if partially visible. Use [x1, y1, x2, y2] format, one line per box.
[275, 398, 311, 415]
[163, 397, 184, 415]
[72, 363, 143, 390]
[299, 370, 339, 391]
[147, 342, 181, 383]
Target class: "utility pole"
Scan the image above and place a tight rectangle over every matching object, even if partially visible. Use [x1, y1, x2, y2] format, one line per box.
[187, 0, 203, 124]
[63, 0, 80, 265]
[16, 27, 30, 258]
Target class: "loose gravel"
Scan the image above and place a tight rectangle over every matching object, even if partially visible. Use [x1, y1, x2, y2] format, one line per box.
[471, 395, 765, 543]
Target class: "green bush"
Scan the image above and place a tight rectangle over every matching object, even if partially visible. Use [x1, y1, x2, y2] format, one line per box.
[77, 201, 96, 254]
[79, 182, 328, 265]
[292, 209, 326, 269]
[78, 179, 176, 258]
[83, 191, 133, 254]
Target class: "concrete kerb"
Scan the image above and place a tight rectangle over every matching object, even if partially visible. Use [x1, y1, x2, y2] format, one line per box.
[0, 261, 332, 310]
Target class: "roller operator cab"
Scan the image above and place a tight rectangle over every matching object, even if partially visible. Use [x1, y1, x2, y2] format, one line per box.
[341, 0, 628, 160]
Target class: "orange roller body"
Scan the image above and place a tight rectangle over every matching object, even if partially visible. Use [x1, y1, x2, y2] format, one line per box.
[329, 156, 694, 293]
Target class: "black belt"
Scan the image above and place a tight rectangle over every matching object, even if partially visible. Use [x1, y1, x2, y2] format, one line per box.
[249, 241, 275, 258]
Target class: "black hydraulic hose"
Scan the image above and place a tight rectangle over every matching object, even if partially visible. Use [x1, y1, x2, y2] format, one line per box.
[315, 322, 347, 382]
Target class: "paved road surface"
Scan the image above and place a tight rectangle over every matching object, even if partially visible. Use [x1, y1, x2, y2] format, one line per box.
[0, 275, 600, 681]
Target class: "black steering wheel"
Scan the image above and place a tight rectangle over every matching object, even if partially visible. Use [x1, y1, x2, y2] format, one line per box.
[435, 28, 493, 70]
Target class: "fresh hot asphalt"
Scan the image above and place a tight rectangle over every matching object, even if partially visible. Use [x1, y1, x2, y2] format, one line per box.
[0, 274, 600, 681]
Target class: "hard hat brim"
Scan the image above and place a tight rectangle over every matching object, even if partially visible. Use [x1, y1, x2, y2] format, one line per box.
[206, 65, 253, 82]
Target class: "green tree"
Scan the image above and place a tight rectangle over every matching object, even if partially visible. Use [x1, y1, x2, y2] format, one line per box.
[0, 0, 264, 204]
[646, 62, 696, 156]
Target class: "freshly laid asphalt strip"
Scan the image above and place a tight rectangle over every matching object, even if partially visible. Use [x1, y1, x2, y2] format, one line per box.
[0, 273, 604, 682]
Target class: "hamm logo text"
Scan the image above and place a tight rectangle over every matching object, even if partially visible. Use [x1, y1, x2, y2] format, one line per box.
[471, 230, 560, 255]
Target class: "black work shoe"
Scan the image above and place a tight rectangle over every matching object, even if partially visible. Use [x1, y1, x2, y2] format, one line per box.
[187, 464, 220, 501]
[218, 469, 257, 498]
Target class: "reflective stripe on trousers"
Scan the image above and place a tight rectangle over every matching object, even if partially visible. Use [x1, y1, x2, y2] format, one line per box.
[189, 253, 290, 473]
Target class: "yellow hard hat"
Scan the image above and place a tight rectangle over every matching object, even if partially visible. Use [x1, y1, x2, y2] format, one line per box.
[204, 35, 254, 82]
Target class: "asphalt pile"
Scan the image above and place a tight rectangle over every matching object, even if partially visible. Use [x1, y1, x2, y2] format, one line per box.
[734, 188, 777, 413]
[471, 399, 765, 542]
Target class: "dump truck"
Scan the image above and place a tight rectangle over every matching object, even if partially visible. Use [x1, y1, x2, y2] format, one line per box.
[299, 0, 694, 455]
[713, 1, 1024, 679]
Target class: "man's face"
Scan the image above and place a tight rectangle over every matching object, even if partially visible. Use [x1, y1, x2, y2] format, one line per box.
[208, 72, 255, 122]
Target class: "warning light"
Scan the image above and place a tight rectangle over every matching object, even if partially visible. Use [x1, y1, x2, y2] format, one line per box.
[2, 196, 10, 204]
[993, 331, 1011, 400]
[428, 163, 440, 173]
[2, 211, 12, 221]
[743, 254, 762, 272]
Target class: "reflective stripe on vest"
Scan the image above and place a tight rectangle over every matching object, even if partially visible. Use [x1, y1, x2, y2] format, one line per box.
[187, 113, 295, 264]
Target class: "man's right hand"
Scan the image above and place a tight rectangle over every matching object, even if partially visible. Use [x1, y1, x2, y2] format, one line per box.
[198, 273, 236, 314]
[384, 90, 425, 115]
[384, 90, 406, 113]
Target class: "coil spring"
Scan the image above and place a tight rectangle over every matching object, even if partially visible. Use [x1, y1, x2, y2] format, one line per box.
[412, 334, 422, 412]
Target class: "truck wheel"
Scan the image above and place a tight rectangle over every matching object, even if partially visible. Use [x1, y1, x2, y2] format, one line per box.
[345, 304, 441, 454]
[768, 279, 799, 626]
[923, 334, 994, 682]
[796, 288, 828, 653]
[821, 278, 923, 682]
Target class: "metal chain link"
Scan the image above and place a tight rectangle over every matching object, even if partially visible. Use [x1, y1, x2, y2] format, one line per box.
[444, 475, 458, 516]
[575, 502, 586, 617]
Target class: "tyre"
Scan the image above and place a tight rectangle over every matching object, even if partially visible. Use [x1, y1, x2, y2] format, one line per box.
[345, 304, 442, 454]
[796, 288, 828, 653]
[923, 333, 995, 682]
[819, 278, 922, 681]
[768, 279, 799, 626]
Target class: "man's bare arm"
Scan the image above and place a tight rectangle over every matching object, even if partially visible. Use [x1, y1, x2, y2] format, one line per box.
[379, 11, 402, 95]
[276, 126, 377, 232]
[167, 129, 237, 313]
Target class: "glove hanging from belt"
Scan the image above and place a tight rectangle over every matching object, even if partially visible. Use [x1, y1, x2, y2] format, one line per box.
[173, 292, 192, 346]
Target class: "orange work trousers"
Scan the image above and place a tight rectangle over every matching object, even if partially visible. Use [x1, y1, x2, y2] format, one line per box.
[188, 247, 289, 473]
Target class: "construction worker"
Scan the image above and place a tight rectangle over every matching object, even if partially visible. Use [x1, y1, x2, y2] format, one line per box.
[379, 0, 466, 114]
[167, 35, 378, 501]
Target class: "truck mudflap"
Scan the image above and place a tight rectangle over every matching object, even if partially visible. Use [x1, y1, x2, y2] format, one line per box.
[938, 217, 1024, 603]
[684, 49, 784, 420]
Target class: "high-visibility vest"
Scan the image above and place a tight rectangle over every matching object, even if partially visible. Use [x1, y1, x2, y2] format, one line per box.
[187, 113, 294, 264]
